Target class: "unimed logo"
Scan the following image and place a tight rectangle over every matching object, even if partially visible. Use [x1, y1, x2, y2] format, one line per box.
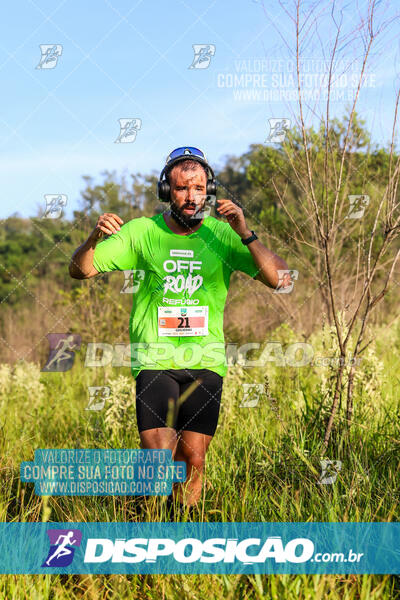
[83, 537, 314, 564]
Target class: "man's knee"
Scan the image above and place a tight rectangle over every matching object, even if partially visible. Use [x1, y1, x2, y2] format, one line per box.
[179, 449, 206, 472]
[140, 427, 177, 450]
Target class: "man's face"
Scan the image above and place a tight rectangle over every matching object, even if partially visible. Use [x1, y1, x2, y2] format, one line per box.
[169, 165, 208, 228]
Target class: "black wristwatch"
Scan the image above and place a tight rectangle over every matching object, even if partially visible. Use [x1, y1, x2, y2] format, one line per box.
[241, 230, 258, 245]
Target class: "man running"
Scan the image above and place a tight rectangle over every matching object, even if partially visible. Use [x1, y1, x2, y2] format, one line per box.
[69, 146, 289, 510]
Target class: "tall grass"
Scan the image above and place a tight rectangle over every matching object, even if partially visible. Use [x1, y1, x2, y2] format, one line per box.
[0, 321, 399, 598]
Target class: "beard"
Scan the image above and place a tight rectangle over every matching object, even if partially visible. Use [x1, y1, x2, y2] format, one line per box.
[170, 200, 206, 229]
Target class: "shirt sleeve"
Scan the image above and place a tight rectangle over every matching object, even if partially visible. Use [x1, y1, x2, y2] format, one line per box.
[92, 220, 136, 273]
[226, 226, 260, 278]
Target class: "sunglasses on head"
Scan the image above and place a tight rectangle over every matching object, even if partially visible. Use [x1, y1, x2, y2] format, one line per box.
[165, 147, 207, 164]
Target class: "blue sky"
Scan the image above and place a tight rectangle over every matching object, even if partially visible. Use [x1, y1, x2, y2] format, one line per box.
[0, 0, 399, 219]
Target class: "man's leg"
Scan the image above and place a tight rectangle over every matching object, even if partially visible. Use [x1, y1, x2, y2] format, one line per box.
[135, 370, 179, 512]
[139, 427, 177, 451]
[135, 370, 180, 449]
[137, 427, 177, 519]
[173, 369, 223, 506]
[173, 430, 213, 506]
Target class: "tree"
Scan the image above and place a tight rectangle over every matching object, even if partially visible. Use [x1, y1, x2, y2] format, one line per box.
[256, 0, 400, 448]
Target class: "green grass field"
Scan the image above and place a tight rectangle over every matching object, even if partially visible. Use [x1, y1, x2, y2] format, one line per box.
[0, 320, 399, 599]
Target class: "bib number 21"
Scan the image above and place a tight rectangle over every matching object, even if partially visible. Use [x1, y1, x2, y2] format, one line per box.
[158, 306, 209, 337]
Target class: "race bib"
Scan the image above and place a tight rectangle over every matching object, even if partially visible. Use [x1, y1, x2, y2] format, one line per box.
[158, 306, 209, 337]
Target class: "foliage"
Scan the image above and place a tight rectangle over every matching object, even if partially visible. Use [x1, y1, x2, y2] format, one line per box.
[104, 374, 135, 444]
[0, 321, 399, 597]
[310, 313, 385, 404]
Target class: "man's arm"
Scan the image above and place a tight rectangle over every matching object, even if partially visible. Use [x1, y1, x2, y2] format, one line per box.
[69, 213, 124, 279]
[247, 241, 289, 289]
[217, 199, 290, 289]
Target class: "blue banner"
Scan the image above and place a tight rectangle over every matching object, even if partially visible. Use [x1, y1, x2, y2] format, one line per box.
[0, 522, 398, 574]
[20, 449, 186, 496]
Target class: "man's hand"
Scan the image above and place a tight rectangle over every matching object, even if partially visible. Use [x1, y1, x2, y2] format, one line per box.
[90, 213, 124, 240]
[217, 199, 251, 239]
[69, 213, 124, 279]
[216, 199, 291, 289]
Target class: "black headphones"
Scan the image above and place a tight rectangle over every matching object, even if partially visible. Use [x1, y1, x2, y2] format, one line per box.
[157, 154, 217, 202]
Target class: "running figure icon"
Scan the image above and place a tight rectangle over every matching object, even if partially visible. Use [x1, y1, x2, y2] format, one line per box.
[45, 531, 77, 566]
[41, 333, 81, 372]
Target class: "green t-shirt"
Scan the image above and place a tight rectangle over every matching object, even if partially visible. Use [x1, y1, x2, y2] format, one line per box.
[93, 213, 259, 378]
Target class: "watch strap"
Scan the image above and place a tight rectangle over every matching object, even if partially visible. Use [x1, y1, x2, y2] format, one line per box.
[241, 230, 258, 245]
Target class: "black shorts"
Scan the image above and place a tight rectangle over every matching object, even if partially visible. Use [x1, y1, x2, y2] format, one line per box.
[135, 369, 223, 436]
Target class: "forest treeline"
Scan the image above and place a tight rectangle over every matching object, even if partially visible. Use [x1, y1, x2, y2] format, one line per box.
[1, 113, 399, 363]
